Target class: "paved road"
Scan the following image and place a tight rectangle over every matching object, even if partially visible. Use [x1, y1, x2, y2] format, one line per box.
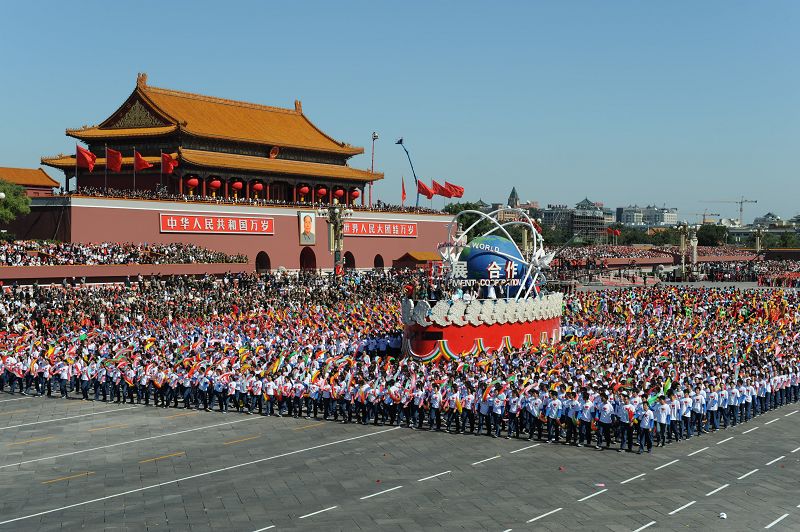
[0, 393, 798, 531]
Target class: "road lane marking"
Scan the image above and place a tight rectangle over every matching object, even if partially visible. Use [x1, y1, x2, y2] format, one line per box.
[87, 424, 128, 433]
[737, 468, 759, 480]
[632, 521, 656, 532]
[7, 436, 54, 446]
[139, 451, 185, 464]
[472, 455, 500, 466]
[764, 419, 779, 425]
[791, 446, 800, 453]
[705, 483, 729, 496]
[577, 488, 607, 502]
[785, 411, 797, 417]
[0, 417, 256, 470]
[224, 435, 260, 445]
[688, 446, 708, 456]
[163, 412, 197, 420]
[0, 407, 136, 431]
[299, 506, 337, 519]
[742, 427, 759, 434]
[509, 443, 540, 454]
[252, 526, 275, 532]
[417, 471, 450, 482]
[764, 513, 789, 529]
[359, 485, 403, 500]
[717, 437, 734, 445]
[527, 507, 562, 523]
[0, 426, 400, 526]
[42, 471, 94, 484]
[654, 459, 679, 470]
[765, 456, 784, 466]
[668, 500, 696, 515]
[0, 396, 33, 403]
[621, 473, 645, 484]
[292, 423, 324, 431]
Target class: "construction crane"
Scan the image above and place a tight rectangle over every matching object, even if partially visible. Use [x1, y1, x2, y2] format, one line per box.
[701, 196, 757, 226]
[685, 210, 720, 225]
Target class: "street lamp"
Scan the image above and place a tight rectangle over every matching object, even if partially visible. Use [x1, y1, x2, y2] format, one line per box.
[317, 200, 354, 273]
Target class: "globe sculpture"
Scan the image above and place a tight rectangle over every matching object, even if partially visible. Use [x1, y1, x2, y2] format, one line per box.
[438, 207, 552, 301]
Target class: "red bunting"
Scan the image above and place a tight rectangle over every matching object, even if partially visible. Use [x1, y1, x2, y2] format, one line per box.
[431, 180, 453, 198]
[76, 145, 97, 172]
[134, 151, 153, 171]
[417, 179, 434, 200]
[161, 153, 179, 175]
[106, 148, 122, 172]
[444, 181, 464, 198]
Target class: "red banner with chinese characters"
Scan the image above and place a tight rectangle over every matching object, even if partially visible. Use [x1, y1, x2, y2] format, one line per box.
[159, 213, 274, 235]
[343, 220, 417, 238]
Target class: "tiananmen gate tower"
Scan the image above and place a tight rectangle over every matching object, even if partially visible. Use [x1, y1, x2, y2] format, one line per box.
[1, 73, 449, 280]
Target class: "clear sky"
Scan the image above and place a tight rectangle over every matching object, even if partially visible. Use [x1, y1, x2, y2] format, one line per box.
[1, 1, 797, 223]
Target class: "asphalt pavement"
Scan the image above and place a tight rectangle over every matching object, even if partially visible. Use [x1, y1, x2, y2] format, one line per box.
[0, 392, 798, 531]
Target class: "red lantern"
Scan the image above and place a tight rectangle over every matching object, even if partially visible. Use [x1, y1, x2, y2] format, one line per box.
[334, 189, 345, 198]
[298, 185, 310, 195]
[317, 187, 327, 197]
[252, 182, 264, 192]
[209, 179, 221, 190]
[186, 177, 199, 188]
[350, 189, 360, 199]
[231, 181, 243, 191]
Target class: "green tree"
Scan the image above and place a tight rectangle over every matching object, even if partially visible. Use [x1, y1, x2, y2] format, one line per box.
[696, 224, 728, 246]
[0, 180, 31, 225]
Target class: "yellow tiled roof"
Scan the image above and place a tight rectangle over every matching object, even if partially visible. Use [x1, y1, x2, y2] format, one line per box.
[67, 125, 177, 139]
[178, 148, 382, 182]
[0, 167, 59, 187]
[66, 74, 364, 156]
[41, 154, 165, 169]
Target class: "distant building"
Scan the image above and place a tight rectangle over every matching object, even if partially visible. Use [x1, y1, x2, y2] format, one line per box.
[507, 187, 520, 208]
[642, 205, 678, 226]
[619, 205, 644, 226]
[753, 212, 784, 227]
[0, 167, 59, 197]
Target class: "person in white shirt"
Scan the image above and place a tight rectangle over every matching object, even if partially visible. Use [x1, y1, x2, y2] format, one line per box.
[654, 396, 670, 447]
[637, 402, 654, 454]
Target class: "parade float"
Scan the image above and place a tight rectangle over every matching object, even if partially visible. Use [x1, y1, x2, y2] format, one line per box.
[402, 208, 563, 361]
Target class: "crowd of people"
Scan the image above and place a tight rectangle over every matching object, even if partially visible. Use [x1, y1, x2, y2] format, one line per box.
[69, 187, 442, 215]
[1, 269, 798, 455]
[554, 245, 673, 261]
[0, 240, 247, 266]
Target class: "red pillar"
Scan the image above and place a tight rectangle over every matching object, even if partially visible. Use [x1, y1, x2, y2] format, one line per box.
[361, 187, 365, 206]
[292, 184, 297, 203]
[245, 180, 250, 200]
[179, 175, 183, 195]
[266, 182, 271, 201]
[201, 177, 206, 197]
[224, 179, 229, 199]
[329, 187, 333, 203]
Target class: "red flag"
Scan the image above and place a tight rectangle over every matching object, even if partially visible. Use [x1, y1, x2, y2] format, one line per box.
[401, 176, 407, 203]
[417, 179, 434, 200]
[106, 148, 122, 172]
[76, 146, 97, 172]
[134, 151, 153, 171]
[444, 181, 464, 198]
[431, 180, 453, 198]
[161, 153, 178, 175]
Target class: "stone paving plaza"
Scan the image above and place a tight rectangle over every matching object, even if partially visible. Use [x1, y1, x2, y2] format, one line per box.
[0, 392, 798, 531]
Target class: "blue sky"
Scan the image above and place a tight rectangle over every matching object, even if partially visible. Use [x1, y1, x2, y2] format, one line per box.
[1, 1, 797, 223]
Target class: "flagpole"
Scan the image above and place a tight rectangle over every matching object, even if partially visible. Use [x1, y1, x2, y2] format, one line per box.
[133, 146, 136, 192]
[104, 144, 108, 192]
[396, 139, 420, 208]
[159, 150, 163, 189]
[73, 144, 77, 194]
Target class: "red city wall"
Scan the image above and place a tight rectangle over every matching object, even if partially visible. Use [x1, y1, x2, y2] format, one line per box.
[62, 198, 451, 270]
